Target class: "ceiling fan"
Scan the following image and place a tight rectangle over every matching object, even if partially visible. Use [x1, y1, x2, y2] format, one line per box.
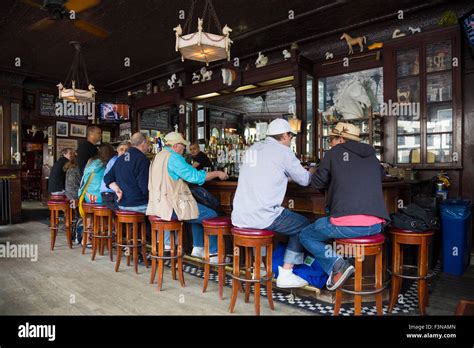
[22, 0, 108, 38]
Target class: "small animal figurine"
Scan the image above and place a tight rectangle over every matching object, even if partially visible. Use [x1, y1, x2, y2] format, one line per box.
[340, 33, 366, 54]
[397, 89, 411, 103]
[221, 68, 236, 86]
[282, 49, 291, 60]
[408, 26, 421, 34]
[167, 74, 177, 89]
[255, 52, 268, 68]
[192, 72, 200, 84]
[222, 24, 233, 61]
[325, 51, 334, 60]
[173, 24, 182, 51]
[392, 29, 406, 39]
[200, 67, 213, 82]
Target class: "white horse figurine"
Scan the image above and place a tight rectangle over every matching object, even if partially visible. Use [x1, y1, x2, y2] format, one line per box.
[409, 26, 421, 34]
[222, 24, 233, 61]
[200, 67, 213, 82]
[282, 49, 291, 60]
[167, 74, 177, 89]
[392, 29, 406, 39]
[255, 52, 268, 68]
[325, 51, 334, 60]
[340, 33, 367, 54]
[334, 79, 371, 119]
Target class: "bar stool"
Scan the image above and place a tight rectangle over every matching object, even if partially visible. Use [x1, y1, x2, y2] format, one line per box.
[148, 216, 185, 291]
[115, 211, 149, 274]
[81, 203, 96, 254]
[202, 216, 234, 299]
[47, 199, 72, 250]
[50, 193, 67, 201]
[388, 228, 435, 315]
[229, 227, 275, 316]
[333, 233, 385, 316]
[92, 205, 114, 262]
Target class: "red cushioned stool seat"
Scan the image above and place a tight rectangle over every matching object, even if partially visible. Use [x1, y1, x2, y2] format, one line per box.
[231, 227, 275, 237]
[92, 205, 109, 210]
[202, 216, 232, 227]
[50, 194, 66, 201]
[335, 233, 385, 245]
[47, 200, 68, 205]
[148, 215, 179, 223]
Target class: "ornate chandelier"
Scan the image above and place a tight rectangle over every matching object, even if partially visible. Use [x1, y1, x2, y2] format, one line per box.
[174, 0, 232, 66]
[57, 41, 96, 103]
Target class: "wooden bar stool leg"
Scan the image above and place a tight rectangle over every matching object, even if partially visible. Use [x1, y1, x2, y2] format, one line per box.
[266, 243, 275, 310]
[244, 247, 251, 303]
[115, 222, 122, 272]
[132, 222, 139, 274]
[157, 228, 165, 291]
[91, 215, 98, 261]
[100, 216, 106, 256]
[375, 249, 383, 315]
[229, 244, 240, 313]
[108, 215, 113, 261]
[141, 222, 148, 268]
[388, 239, 402, 312]
[217, 231, 225, 300]
[354, 254, 363, 316]
[126, 223, 131, 267]
[418, 239, 428, 315]
[170, 229, 176, 280]
[66, 208, 72, 249]
[333, 290, 343, 316]
[254, 245, 262, 316]
[203, 232, 210, 293]
[82, 214, 88, 254]
[177, 227, 185, 287]
[150, 224, 157, 284]
[50, 209, 57, 251]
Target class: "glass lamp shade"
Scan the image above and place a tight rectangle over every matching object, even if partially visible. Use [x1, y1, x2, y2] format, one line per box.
[177, 32, 230, 65]
[289, 116, 302, 133]
[57, 82, 96, 103]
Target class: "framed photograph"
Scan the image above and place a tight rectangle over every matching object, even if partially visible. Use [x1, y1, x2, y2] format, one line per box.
[56, 121, 68, 137]
[197, 126, 205, 140]
[197, 108, 205, 123]
[70, 123, 87, 138]
[102, 131, 111, 143]
[56, 138, 77, 160]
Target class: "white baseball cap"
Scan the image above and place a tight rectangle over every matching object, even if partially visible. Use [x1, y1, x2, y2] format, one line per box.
[267, 118, 296, 136]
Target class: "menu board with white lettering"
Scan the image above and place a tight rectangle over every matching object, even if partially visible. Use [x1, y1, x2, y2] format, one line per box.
[141, 108, 171, 131]
[39, 93, 56, 116]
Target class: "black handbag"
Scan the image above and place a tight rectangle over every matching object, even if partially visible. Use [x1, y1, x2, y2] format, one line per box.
[189, 186, 221, 212]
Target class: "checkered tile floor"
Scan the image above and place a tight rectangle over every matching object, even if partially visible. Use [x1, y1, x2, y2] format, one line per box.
[165, 260, 442, 316]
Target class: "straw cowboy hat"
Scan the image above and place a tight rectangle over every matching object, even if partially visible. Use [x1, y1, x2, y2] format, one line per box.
[329, 122, 361, 141]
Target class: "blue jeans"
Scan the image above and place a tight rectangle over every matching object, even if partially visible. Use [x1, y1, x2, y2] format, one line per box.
[265, 208, 309, 265]
[299, 217, 382, 275]
[183, 203, 218, 254]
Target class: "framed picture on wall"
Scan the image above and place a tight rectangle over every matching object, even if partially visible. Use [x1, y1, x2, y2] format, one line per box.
[102, 131, 111, 143]
[70, 124, 87, 138]
[197, 108, 205, 123]
[56, 121, 68, 137]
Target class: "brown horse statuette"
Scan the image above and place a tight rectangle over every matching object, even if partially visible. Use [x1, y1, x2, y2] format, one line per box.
[340, 33, 367, 55]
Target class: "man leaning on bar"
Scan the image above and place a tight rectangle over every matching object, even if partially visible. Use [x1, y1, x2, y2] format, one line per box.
[232, 118, 317, 288]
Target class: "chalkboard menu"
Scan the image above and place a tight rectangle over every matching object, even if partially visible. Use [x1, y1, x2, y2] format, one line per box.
[39, 93, 57, 116]
[141, 108, 171, 130]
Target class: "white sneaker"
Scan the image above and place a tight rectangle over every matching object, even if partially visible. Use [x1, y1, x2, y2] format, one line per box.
[191, 246, 204, 258]
[276, 266, 308, 288]
[209, 255, 232, 264]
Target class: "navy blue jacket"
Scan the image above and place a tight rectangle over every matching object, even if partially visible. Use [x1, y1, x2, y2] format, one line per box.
[104, 147, 149, 207]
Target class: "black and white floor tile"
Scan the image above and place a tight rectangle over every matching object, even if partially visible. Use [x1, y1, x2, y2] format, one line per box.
[165, 260, 442, 316]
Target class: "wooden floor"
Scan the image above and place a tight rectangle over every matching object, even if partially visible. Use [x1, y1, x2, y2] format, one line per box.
[0, 214, 306, 316]
[1, 201, 472, 316]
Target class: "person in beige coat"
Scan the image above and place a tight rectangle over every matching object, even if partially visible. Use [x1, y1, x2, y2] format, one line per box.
[147, 132, 228, 262]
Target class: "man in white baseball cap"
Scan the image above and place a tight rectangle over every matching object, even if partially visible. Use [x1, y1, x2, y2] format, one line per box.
[232, 118, 315, 288]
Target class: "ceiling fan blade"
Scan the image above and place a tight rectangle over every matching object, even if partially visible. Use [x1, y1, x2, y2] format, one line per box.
[20, 0, 43, 9]
[73, 19, 108, 38]
[64, 0, 100, 13]
[28, 17, 56, 31]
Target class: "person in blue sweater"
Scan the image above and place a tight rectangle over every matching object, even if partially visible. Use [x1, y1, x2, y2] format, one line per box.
[100, 141, 130, 211]
[78, 143, 115, 204]
[103, 132, 150, 213]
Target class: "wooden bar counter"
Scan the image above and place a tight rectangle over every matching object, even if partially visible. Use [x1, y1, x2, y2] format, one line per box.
[204, 178, 410, 219]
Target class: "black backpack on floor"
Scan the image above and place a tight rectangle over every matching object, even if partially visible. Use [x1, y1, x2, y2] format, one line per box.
[390, 203, 439, 232]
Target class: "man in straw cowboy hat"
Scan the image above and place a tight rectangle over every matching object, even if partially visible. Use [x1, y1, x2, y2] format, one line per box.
[300, 122, 389, 291]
